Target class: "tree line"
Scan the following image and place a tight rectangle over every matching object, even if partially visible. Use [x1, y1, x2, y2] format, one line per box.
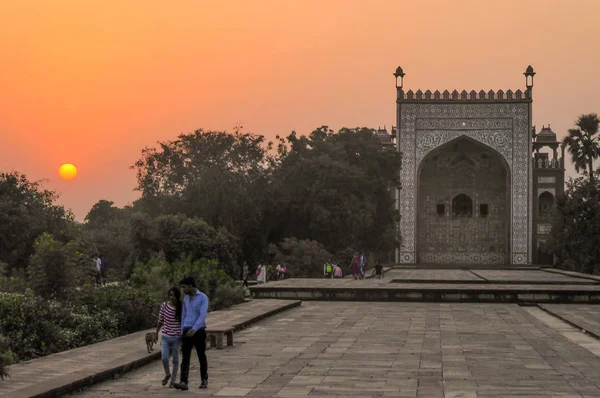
[1, 126, 401, 289]
[549, 113, 600, 273]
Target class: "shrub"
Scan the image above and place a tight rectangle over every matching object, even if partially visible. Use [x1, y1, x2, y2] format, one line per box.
[131, 255, 244, 311]
[0, 290, 121, 362]
[549, 173, 600, 273]
[76, 285, 158, 334]
[268, 238, 332, 278]
[0, 333, 13, 380]
[28, 233, 92, 299]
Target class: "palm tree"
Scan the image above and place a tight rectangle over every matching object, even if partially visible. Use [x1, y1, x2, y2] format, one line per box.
[562, 113, 600, 182]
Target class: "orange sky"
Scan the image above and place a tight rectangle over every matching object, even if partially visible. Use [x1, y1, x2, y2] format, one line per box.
[1, 0, 599, 220]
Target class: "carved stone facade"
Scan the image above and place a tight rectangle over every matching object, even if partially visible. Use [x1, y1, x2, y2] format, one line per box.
[417, 139, 509, 264]
[396, 93, 532, 265]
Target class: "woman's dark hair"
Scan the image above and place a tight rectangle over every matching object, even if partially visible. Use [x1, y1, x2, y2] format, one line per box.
[168, 287, 183, 322]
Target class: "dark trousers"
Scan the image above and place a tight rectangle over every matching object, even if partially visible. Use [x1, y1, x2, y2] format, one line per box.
[180, 327, 208, 383]
[243, 276, 249, 288]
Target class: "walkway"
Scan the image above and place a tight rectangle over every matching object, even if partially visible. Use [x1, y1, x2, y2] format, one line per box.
[75, 301, 600, 397]
[251, 269, 600, 303]
[0, 299, 301, 398]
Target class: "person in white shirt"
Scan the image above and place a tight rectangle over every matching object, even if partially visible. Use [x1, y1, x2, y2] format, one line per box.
[95, 257, 102, 285]
[257, 264, 266, 284]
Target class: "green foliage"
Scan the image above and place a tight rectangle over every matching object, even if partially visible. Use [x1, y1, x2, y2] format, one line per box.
[130, 213, 239, 278]
[130, 126, 401, 267]
[85, 200, 126, 228]
[131, 255, 244, 311]
[266, 127, 401, 255]
[28, 233, 92, 299]
[0, 291, 116, 361]
[130, 254, 174, 302]
[0, 172, 75, 274]
[82, 200, 135, 278]
[562, 113, 600, 182]
[132, 128, 270, 264]
[268, 238, 333, 278]
[0, 333, 13, 380]
[76, 285, 158, 334]
[548, 170, 600, 274]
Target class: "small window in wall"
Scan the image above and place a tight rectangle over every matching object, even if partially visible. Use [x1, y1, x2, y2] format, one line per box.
[452, 194, 473, 217]
[479, 204, 489, 217]
[437, 204, 445, 216]
[539, 191, 555, 217]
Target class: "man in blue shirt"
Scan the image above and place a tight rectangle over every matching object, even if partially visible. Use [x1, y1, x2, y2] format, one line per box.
[173, 276, 209, 390]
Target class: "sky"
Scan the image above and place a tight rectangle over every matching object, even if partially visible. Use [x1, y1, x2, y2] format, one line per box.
[1, 0, 599, 220]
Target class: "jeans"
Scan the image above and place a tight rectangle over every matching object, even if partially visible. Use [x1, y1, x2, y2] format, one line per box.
[180, 327, 208, 384]
[161, 335, 181, 381]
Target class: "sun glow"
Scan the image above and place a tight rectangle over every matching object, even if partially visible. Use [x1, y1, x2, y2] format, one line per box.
[59, 164, 78, 181]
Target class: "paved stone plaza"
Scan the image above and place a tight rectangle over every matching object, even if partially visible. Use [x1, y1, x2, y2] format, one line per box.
[76, 301, 600, 397]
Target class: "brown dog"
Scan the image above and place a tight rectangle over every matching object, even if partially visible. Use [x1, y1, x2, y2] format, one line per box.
[145, 332, 157, 353]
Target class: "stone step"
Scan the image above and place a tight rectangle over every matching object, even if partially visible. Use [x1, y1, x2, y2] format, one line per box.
[251, 285, 600, 303]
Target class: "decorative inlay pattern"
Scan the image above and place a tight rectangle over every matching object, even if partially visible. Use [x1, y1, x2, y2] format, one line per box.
[416, 130, 512, 166]
[419, 252, 506, 265]
[416, 118, 513, 130]
[398, 102, 530, 265]
[399, 252, 415, 264]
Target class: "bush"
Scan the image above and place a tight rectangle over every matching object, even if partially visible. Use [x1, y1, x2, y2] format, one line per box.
[0, 291, 117, 361]
[549, 172, 600, 274]
[131, 255, 244, 312]
[28, 233, 92, 299]
[0, 333, 13, 380]
[76, 284, 158, 334]
[268, 238, 332, 278]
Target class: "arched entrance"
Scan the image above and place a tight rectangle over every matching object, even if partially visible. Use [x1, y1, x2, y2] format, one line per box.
[416, 137, 511, 265]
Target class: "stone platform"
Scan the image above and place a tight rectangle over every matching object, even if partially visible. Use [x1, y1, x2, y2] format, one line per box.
[0, 299, 301, 398]
[75, 301, 600, 397]
[250, 268, 600, 303]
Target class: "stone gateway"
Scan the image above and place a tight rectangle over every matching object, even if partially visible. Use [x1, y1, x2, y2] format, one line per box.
[392, 66, 564, 266]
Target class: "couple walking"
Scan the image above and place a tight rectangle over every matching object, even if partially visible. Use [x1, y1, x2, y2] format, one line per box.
[155, 276, 209, 390]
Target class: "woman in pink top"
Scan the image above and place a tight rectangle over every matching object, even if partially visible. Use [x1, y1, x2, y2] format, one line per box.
[155, 287, 183, 388]
[333, 264, 343, 278]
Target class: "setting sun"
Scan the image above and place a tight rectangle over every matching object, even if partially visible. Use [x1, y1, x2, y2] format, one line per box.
[59, 164, 78, 181]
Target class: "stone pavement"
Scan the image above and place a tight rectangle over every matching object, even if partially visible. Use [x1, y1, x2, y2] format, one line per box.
[75, 301, 600, 397]
[540, 304, 600, 338]
[470, 269, 596, 284]
[0, 299, 300, 398]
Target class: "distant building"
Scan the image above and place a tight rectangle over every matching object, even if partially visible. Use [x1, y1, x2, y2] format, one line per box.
[392, 66, 564, 266]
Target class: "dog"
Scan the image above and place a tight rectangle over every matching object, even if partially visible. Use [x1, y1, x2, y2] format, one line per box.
[145, 332, 157, 353]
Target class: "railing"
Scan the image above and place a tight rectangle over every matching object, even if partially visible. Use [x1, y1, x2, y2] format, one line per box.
[397, 89, 531, 101]
[533, 158, 563, 169]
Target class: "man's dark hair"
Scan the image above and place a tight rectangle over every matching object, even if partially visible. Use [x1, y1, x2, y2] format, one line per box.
[179, 276, 196, 287]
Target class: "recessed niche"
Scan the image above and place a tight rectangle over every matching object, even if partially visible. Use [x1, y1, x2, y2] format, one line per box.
[479, 203, 489, 217]
[437, 204, 445, 216]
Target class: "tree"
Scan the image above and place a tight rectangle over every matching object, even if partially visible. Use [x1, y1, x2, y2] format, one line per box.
[548, 169, 600, 274]
[0, 172, 75, 274]
[85, 200, 125, 228]
[28, 233, 91, 299]
[265, 127, 401, 256]
[132, 129, 270, 264]
[129, 213, 239, 277]
[562, 113, 600, 182]
[83, 200, 134, 278]
[268, 238, 332, 278]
